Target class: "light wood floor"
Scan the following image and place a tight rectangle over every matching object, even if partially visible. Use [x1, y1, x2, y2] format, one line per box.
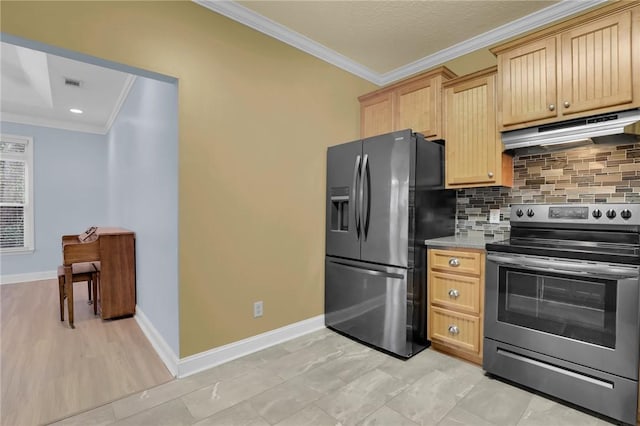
[1, 278, 173, 426]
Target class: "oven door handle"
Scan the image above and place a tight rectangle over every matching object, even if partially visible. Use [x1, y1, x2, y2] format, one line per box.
[487, 254, 640, 279]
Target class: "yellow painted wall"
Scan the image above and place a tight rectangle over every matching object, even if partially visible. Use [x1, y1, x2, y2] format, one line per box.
[1, 1, 376, 356]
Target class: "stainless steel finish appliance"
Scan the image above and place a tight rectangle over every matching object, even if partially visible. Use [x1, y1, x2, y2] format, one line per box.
[325, 129, 455, 358]
[502, 108, 640, 151]
[484, 203, 640, 424]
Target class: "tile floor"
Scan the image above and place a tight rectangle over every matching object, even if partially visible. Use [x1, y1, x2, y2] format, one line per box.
[52, 329, 614, 426]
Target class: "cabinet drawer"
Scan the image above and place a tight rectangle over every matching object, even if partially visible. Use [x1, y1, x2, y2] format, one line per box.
[430, 271, 480, 314]
[429, 249, 482, 275]
[430, 307, 480, 353]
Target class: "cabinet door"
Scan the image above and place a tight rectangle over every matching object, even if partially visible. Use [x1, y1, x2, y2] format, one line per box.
[360, 91, 393, 138]
[560, 11, 633, 116]
[445, 75, 499, 186]
[499, 37, 557, 127]
[395, 77, 439, 138]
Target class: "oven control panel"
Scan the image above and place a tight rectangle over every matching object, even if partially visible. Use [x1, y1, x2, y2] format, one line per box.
[511, 204, 640, 226]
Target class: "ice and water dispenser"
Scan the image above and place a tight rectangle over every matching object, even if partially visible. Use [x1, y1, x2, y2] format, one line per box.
[330, 187, 350, 231]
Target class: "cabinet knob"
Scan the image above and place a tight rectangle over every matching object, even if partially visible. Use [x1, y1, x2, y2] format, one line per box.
[488, 171, 494, 178]
[448, 258, 460, 267]
[448, 325, 460, 335]
[448, 289, 460, 299]
[563, 101, 571, 108]
[548, 104, 555, 111]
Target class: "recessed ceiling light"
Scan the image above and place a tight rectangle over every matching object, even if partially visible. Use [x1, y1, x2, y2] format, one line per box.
[69, 108, 83, 114]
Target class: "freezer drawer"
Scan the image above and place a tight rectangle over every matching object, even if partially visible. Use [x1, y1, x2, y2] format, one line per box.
[325, 256, 413, 357]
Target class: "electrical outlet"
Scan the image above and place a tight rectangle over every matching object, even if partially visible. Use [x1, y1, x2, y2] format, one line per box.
[253, 301, 263, 318]
[489, 209, 501, 224]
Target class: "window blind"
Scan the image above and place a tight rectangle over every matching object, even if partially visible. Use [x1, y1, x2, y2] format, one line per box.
[0, 136, 31, 251]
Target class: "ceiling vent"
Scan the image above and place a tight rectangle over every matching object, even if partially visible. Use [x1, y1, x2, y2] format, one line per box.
[64, 77, 82, 87]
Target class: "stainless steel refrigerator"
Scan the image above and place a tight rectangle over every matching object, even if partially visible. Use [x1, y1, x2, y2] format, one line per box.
[325, 129, 455, 358]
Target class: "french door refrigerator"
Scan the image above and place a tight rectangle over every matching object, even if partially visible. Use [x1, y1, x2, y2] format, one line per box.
[325, 129, 455, 358]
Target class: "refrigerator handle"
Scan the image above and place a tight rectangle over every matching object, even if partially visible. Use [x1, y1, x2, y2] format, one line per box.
[352, 155, 361, 238]
[359, 154, 367, 240]
[362, 154, 371, 239]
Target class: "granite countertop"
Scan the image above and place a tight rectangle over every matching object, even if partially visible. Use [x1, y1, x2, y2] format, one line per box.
[424, 235, 507, 250]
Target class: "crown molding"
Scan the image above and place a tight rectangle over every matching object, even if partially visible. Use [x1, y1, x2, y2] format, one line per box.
[104, 74, 136, 133]
[1, 113, 108, 135]
[195, 0, 607, 86]
[379, 0, 607, 85]
[193, 0, 383, 85]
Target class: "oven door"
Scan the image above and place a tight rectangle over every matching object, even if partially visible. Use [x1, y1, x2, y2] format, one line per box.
[485, 252, 640, 380]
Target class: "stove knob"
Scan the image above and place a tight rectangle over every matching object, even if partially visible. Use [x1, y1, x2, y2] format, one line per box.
[516, 209, 524, 217]
[526, 209, 535, 217]
[592, 209, 602, 219]
[606, 209, 617, 219]
[621, 209, 632, 220]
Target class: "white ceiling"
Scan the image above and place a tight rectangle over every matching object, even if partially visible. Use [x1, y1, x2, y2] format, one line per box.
[1, 42, 135, 135]
[197, 0, 607, 85]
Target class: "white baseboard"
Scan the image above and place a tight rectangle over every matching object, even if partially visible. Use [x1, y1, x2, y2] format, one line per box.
[177, 314, 325, 378]
[0, 270, 57, 285]
[134, 306, 179, 377]
[135, 310, 325, 379]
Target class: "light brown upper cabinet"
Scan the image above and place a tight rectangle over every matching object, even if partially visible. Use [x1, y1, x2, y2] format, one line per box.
[444, 67, 513, 189]
[359, 91, 393, 139]
[497, 38, 557, 127]
[359, 67, 457, 139]
[492, 3, 640, 131]
[561, 11, 633, 116]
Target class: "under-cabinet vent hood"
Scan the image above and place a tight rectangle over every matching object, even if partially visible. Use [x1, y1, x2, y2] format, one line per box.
[502, 109, 640, 151]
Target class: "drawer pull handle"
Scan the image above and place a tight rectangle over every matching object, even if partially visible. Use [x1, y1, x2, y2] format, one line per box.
[448, 325, 460, 335]
[448, 289, 460, 299]
[449, 258, 460, 267]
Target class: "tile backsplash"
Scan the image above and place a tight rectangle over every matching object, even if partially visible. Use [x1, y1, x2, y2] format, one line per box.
[455, 141, 640, 238]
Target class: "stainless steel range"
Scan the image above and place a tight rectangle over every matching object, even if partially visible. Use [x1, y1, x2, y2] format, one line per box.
[484, 203, 640, 424]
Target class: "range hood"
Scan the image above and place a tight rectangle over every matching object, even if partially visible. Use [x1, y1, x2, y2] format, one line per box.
[502, 109, 640, 151]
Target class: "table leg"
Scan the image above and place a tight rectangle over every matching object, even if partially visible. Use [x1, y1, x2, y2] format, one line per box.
[92, 272, 98, 315]
[58, 275, 65, 321]
[64, 265, 75, 329]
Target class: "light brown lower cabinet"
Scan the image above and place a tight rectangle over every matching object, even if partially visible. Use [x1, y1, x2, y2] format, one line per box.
[427, 247, 485, 365]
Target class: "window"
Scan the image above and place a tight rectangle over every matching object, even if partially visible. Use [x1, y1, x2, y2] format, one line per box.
[0, 134, 34, 253]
